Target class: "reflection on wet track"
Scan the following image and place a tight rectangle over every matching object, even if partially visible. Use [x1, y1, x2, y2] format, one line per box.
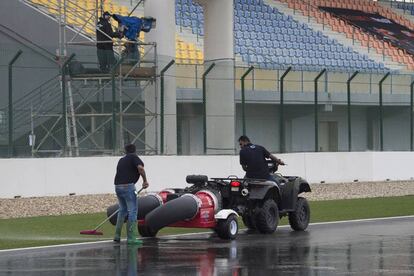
[0, 216, 413, 275]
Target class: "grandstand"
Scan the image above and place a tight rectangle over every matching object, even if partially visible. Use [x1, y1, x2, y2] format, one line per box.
[16, 0, 414, 70]
[178, 0, 387, 71]
[277, 0, 414, 70]
[0, 0, 413, 157]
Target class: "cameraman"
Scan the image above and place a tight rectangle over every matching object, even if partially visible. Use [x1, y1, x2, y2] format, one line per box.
[238, 135, 285, 182]
[96, 11, 120, 72]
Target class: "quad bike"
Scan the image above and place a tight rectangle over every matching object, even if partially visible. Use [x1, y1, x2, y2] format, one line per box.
[107, 160, 311, 240]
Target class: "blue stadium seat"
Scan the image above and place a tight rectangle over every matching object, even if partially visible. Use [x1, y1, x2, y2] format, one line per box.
[293, 42, 299, 50]
[249, 54, 258, 63]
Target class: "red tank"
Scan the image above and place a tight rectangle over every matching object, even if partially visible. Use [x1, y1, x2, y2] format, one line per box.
[170, 190, 218, 228]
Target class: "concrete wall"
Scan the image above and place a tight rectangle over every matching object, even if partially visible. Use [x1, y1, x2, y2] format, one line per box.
[1, 152, 414, 198]
[179, 102, 413, 155]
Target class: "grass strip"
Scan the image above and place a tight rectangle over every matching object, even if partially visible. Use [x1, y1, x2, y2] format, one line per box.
[0, 195, 413, 250]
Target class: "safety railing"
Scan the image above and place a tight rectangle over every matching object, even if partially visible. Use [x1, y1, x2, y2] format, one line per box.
[175, 63, 412, 94]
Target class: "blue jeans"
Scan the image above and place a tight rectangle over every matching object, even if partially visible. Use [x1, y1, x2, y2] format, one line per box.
[115, 183, 137, 223]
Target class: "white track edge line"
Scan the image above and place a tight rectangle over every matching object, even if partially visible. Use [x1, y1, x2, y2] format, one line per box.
[1, 215, 413, 253]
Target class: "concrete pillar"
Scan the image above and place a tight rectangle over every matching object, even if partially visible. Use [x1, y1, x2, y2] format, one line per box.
[197, 0, 235, 154]
[144, 1, 177, 154]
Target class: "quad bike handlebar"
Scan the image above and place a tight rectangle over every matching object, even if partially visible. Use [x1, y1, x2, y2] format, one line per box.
[266, 159, 279, 174]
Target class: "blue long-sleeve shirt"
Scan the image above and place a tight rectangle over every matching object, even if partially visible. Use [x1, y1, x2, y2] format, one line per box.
[112, 14, 152, 40]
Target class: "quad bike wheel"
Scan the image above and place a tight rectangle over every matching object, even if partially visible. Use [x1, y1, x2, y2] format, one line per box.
[255, 199, 279, 234]
[242, 214, 256, 230]
[138, 224, 158, 238]
[215, 214, 238, 240]
[288, 197, 310, 231]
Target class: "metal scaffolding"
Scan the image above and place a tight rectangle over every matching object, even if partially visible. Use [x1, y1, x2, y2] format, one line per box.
[28, 0, 158, 157]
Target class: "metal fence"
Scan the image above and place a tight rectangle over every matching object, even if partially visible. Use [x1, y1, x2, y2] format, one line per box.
[1, 45, 414, 157]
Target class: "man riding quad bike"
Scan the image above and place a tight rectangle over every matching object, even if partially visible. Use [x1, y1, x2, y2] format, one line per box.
[236, 135, 311, 233]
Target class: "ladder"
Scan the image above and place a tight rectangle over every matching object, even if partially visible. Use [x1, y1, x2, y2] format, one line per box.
[66, 81, 79, 156]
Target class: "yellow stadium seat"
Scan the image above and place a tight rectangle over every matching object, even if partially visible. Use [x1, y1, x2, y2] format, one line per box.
[189, 51, 196, 60]
[67, 17, 77, 25]
[103, 4, 111, 12]
[85, 27, 95, 35]
[196, 52, 203, 60]
[182, 51, 191, 59]
[48, 7, 58, 15]
[86, 3, 95, 10]
[187, 43, 195, 51]
[120, 6, 129, 15]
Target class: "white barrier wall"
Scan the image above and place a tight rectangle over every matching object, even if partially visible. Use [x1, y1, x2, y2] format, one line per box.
[0, 152, 413, 198]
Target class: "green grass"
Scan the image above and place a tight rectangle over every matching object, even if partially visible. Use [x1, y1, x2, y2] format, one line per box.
[0, 195, 413, 250]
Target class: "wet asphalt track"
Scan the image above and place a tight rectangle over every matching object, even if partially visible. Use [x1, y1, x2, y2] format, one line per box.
[0, 216, 413, 276]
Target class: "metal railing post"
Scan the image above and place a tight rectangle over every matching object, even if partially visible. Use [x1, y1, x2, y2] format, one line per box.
[8, 50, 23, 158]
[111, 57, 125, 155]
[61, 53, 75, 157]
[347, 71, 359, 152]
[314, 68, 326, 152]
[379, 72, 390, 152]
[202, 63, 216, 154]
[411, 80, 414, 151]
[241, 66, 254, 136]
[128, 0, 144, 16]
[279, 67, 292, 153]
[160, 59, 175, 155]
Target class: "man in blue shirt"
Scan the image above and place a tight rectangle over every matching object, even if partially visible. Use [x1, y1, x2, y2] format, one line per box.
[238, 135, 285, 181]
[112, 14, 156, 63]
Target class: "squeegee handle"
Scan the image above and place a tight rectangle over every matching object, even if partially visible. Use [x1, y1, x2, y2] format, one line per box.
[136, 187, 145, 194]
[93, 187, 146, 231]
[92, 209, 119, 231]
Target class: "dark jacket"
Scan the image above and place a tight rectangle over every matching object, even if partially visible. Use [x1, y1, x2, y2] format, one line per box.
[239, 143, 271, 179]
[96, 17, 117, 50]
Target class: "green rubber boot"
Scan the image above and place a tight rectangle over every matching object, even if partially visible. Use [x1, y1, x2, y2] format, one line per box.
[113, 214, 124, 243]
[127, 221, 142, 245]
